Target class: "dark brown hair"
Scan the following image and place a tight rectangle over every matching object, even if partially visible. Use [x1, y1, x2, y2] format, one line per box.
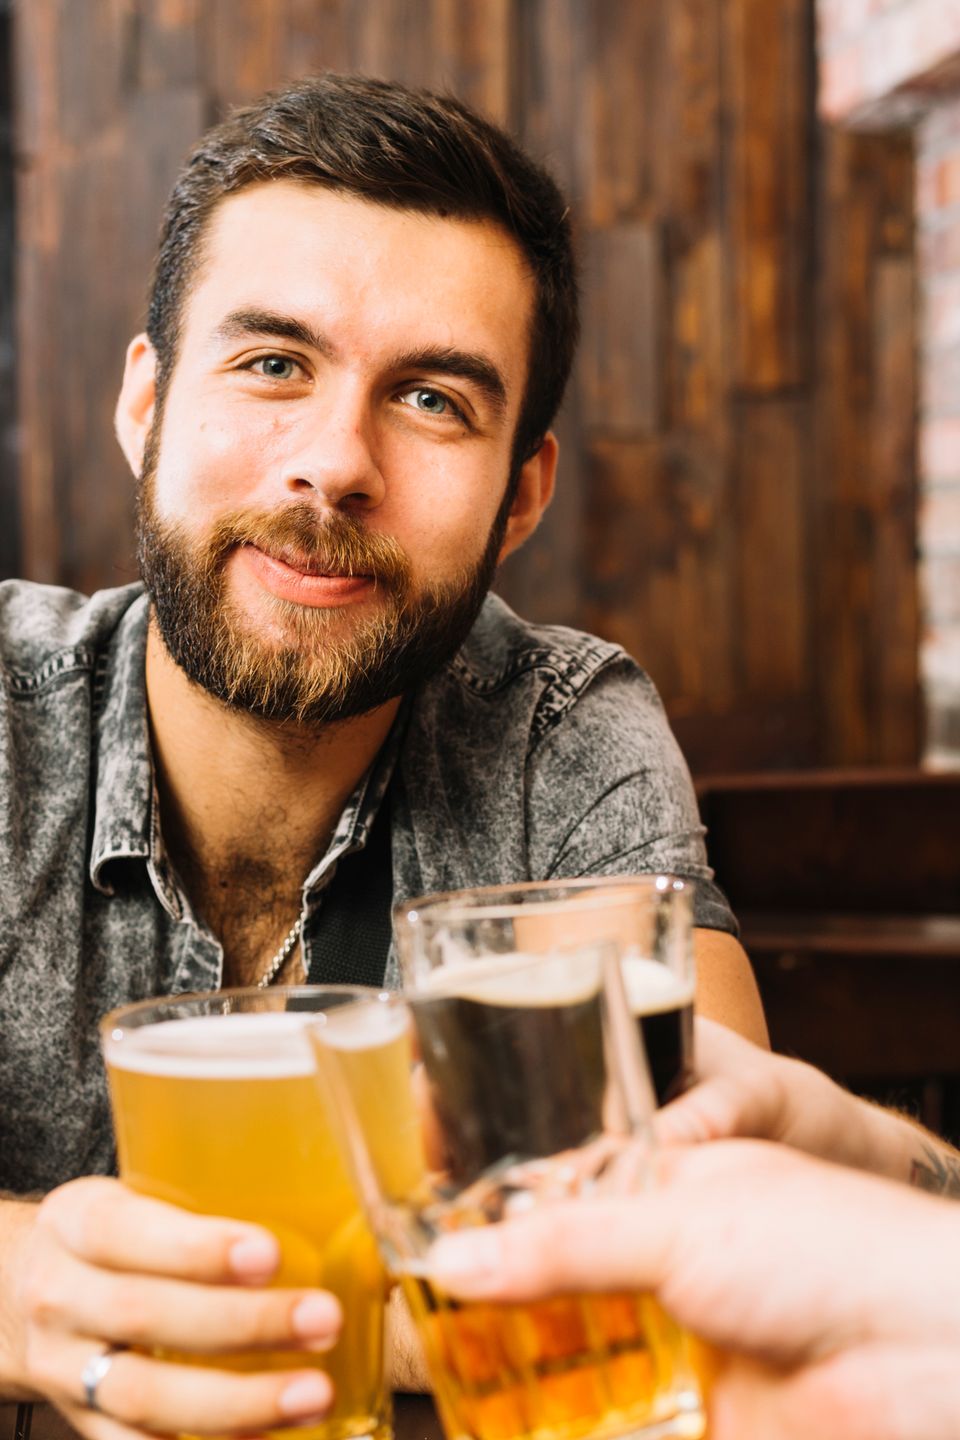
[146, 72, 579, 475]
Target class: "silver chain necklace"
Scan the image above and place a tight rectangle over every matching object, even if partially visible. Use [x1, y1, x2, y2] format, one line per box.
[257, 915, 304, 989]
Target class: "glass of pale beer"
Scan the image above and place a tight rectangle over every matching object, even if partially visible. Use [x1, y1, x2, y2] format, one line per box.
[100, 987, 393, 1440]
[397, 876, 696, 1106]
[307, 947, 707, 1440]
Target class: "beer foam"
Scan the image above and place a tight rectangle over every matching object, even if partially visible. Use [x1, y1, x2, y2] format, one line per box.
[312, 1000, 409, 1052]
[622, 957, 694, 1015]
[104, 1012, 315, 1079]
[419, 951, 601, 1008]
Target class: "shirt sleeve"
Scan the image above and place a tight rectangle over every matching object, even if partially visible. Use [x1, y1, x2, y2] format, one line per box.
[524, 655, 738, 936]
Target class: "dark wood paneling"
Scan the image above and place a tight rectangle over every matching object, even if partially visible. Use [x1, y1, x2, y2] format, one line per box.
[581, 225, 660, 435]
[725, 0, 812, 391]
[813, 128, 920, 765]
[9, 0, 921, 774]
[15, 0, 206, 592]
[732, 398, 810, 698]
[0, 0, 19, 581]
[497, 0, 588, 628]
[701, 769, 960, 1122]
[581, 435, 737, 713]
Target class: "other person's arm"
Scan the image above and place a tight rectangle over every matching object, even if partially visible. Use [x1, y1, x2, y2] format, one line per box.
[426, 1139, 960, 1440]
[659, 1017, 960, 1193]
[0, 1181, 341, 1435]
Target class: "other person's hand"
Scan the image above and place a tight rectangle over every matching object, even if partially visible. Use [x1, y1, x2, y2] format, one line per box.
[12, 1176, 343, 1438]
[654, 1018, 929, 1182]
[426, 1139, 960, 1440]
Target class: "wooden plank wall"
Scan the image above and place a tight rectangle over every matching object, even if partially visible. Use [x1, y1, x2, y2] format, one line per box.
[0, 0, 18, 582]
[7, 0, 920, 773]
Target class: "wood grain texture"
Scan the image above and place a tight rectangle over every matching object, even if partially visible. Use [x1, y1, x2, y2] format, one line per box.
[0, 0, 19, 581]
[813, 128, 920, 765]
[9, 0, 921, 772]
[725, 0, 812, 391]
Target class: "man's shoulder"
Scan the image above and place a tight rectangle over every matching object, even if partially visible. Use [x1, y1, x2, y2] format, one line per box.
[450, 593, 643, 700]
[409, 594, 662, 759]
[0, 579, 147, 686]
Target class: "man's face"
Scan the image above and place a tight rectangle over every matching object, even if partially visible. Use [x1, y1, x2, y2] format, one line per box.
[132, 181, 539, 726]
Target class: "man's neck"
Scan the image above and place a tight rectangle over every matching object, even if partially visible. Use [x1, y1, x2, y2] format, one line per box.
[144, 621, 400, 983]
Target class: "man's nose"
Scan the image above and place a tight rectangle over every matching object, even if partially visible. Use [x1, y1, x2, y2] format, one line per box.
[277, 395, 386, 510]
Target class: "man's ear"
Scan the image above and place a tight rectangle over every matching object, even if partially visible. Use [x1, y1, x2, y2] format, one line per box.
[498, 431, 559, 562]
[115, 334, 158, 475]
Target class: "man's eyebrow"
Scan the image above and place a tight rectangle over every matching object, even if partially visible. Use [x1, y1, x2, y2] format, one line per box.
[389, 347, 509, 419]
[211, 309, 333, 356]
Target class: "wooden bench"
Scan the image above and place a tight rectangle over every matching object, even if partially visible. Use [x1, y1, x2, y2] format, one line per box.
[697, 768, 960, 1137]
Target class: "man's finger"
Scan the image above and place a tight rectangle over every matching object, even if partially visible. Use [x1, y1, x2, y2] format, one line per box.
[33, 1337, 333, 1435]
[426, 1195, 674, 1302]
[653, 1018, 784, 1147]
[37, 1179, 280, 1283]
[23, 1247, 341, 1353]
[57, 1397, 175, 1440]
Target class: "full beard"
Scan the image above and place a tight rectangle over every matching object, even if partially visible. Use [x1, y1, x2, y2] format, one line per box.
[136, 471, 503, 731]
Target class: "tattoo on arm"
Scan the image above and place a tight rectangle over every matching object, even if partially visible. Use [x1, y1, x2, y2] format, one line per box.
[910, 1141, 960, 1198]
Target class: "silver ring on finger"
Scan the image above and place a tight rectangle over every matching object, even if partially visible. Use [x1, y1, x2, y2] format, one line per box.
[81, 1343, 129, 1413]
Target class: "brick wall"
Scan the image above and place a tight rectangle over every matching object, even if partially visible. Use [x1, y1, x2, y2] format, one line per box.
[920, 95, 960, 759]
[820, 0, 960, 125]
[819, 0, 960, 763]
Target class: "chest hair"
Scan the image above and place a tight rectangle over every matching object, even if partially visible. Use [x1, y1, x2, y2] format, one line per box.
[188, 855, 306, 989]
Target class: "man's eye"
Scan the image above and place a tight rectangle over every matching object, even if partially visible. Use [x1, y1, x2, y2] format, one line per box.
[251, 356, 300, 381]
[398, 387, 461, 419]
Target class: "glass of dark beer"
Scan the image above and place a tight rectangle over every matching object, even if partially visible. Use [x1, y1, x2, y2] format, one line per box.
[394, 876, 695, 1107]
[307, 949, 707, 1440]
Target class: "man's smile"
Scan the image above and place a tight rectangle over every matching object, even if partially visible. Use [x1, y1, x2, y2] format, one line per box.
[235, 543, 376, 607]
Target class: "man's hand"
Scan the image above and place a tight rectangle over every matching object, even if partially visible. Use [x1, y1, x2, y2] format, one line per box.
[5, 1178, 343, 1437]
[654, 1017, 960, 1187]
[426, 1140, 960, 1440]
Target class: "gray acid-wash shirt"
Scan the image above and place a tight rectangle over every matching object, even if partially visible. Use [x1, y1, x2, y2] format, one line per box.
[0, 580, 734, 1194]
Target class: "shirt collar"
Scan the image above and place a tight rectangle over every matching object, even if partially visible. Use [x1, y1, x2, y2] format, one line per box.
[89, 591, 154, 894]
[301, 696, 409, 902]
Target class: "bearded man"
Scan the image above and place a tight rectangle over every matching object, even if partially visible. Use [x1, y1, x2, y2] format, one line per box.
[0, 73, 766, 1438]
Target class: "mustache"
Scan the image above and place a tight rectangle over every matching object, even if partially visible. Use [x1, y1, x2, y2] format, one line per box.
[206, 505, 412, 591]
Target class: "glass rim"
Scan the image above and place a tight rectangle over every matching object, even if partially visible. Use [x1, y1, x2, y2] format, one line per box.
[396, 873, 691, 926]
[100, 983, 390, 1039]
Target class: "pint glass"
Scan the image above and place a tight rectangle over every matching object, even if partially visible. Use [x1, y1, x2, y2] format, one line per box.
[308, 949, 707, 1440]
[100, 987, 392, 1440]
[396, 876, 696, 1106]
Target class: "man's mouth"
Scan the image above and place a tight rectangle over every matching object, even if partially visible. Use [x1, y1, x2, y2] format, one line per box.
[233, 544, 377, 608]
[267, 544, 372, 580]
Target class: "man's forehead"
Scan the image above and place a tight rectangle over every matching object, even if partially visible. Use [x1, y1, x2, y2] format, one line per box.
[184, 181, 535, 365]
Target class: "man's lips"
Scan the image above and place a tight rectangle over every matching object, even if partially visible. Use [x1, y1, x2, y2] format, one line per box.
[234, 544, 376, 608]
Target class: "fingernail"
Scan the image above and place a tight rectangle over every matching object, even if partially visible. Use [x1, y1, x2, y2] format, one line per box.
[280, 1373, 333, 1419]
[429, 1229, 503, 1286]
[293, 1293, 343, 1346]
[229, 1231, 280, 1281]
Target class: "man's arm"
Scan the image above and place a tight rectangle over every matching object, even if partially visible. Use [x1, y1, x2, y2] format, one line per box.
[693, 930, 769, 1047]
[658, 1016, 960, 1191]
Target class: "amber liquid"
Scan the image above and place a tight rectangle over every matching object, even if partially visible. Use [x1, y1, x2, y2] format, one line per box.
[106, 1015, 389, 1440]
[402, 1276, 706, 1440]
